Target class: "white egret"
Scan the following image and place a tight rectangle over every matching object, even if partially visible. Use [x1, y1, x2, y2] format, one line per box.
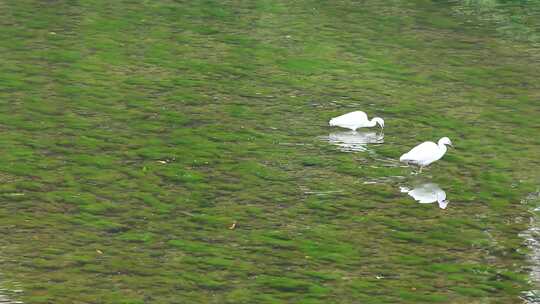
[399, 137, 453, 173]
[329, 111, 384, 131]
[325, 130, 384, 152]
[400, 183, 448, 209]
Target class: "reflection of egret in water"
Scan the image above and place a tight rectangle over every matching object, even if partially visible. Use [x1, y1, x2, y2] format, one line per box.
[400, 183, 448, 209]
[324, 131, 384, 152]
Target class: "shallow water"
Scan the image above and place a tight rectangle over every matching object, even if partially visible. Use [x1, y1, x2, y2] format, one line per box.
[0, 0, 539, 303]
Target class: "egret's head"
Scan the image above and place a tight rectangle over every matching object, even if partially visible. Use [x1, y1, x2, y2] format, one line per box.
[373, 117, 384, 129]
[438, 199, 449, 210]
[439, 137, 453, 147]
[435, 189, 448, 209]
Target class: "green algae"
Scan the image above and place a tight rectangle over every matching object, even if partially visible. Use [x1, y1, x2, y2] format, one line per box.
[0, 0, 538, 303]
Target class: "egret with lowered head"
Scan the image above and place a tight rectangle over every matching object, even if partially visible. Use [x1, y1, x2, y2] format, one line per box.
[329, 111, 384, 131]
[399, 137, 453, 173]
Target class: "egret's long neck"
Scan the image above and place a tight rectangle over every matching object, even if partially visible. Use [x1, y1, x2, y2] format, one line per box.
[367, 118, 377, 127]
[438, 143, 448, 157]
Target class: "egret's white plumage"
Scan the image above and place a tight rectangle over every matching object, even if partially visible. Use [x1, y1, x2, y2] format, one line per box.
[400, 183, 448, 209]
[329, 111, 384, 131]
[326, 131, 384, 152]
[399, 137, 453, 172]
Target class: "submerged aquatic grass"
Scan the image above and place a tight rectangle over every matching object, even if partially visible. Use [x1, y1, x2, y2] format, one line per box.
[0, 0, 539, 303]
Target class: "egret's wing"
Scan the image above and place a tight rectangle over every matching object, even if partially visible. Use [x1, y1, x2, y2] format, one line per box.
[400, 141, 438, 162]
[329, 111, 368, 126]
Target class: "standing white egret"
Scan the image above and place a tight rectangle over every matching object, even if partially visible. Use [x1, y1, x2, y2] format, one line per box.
[399, 137, 453, 173]
[329, 111, 384, 131]
[400, 183, 448, 209]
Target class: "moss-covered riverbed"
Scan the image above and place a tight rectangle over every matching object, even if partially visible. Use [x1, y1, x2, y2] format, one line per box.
[0, 0, 539, 303]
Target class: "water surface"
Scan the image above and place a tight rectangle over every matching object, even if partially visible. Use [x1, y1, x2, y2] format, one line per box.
[0, 0, 539, 303]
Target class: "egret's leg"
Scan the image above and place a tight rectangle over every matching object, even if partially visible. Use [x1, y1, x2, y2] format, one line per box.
[419, 166, 423, 173]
